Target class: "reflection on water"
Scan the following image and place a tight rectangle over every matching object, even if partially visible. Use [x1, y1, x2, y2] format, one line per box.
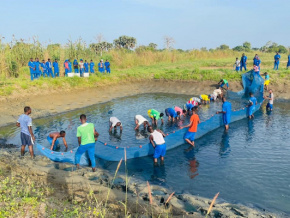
[0, 94, 290, 215]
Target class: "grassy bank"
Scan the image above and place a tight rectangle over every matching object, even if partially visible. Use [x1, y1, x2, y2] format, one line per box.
[1, 57, 289, 97]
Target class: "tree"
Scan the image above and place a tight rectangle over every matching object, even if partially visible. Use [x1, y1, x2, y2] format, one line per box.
[200, 47, 207, 51]
[243, 41, 251, 52]
[148, 43, 157, 49]
[113, 36, 137, 49]
[90, 42, 113, 55]
[95, 34, 105, 55]
[218, 44, 230, 50]
[233, 46, 244, 52]
[164, 36, 175, 50]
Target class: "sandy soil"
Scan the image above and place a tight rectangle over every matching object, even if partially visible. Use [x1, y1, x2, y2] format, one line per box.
[0, 149, 279, 217]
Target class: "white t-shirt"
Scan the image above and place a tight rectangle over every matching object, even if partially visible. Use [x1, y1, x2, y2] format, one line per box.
[110, 117, 122, 127]
[135, 115, 147, 125]
[213, 89, 222, 96]
[79, 62, 84, 69]
[151, 130, 165, 145]
[269, 93, 274, 105]
[235, 60, 240, 67]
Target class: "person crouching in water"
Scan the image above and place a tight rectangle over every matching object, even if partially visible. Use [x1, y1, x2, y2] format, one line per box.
[109, 117, 123, 132]
[47, 131, 68, 151]
[147, 126, 166, 165]
[148, 109, 164, 126]
[165, 107, 180, 122]
[180, 106, 200, 147]
[200, 94, 210, 104]
[135, 115, 149, 130]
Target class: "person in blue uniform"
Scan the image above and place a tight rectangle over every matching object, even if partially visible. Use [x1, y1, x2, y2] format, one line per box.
[105, 59, 111, 73]
[34, 58, 41, 78]
[68, 59, 72, 73]
[53, 59, 59, 77]
[240, 53, 247, 71]
[41, 60, 47, 77]
[247, 92, 257, 119]
[90, 60, 95, 73]
[274, 52, 281, 70]
[46, 59, 54, 78]
[165, 108, 180, 122]
[84, 60, 89, 73]
[287, 55, 290, 69]
[98, 60, 105, 73]
[28, 58, 35, 81]
[216, 97, 232, 130]
[73, 59, 78, 73]
[253, 54, 258, 65]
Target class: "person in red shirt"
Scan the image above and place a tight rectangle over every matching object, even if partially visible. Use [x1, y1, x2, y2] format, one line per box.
[180, 106, 200, 146]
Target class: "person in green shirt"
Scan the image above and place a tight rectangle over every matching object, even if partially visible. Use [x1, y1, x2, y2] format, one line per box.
[75, 114, 99, 172]
[147, 109, 164, 126]
[218, 79, 229, 90]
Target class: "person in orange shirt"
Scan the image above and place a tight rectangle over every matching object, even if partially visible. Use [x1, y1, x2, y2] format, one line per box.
[180, 106, 200, 146]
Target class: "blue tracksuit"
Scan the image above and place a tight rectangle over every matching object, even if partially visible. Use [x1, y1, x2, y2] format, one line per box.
[222, 101, 231, 125]
[28, 61, 35, 81]
[84, 62, 89, 73]
[73, 60, 79, 73]
[274, 54, 281, 70]
[46, 61, 54, 77]
[240, 56, 247, 71]
[90, 62, 95, 73]
[35, 61, 41, 78]
[105, 61, 111, 73]
[41, 63, 47, 77]
[68, 61, 72, 73]
[98, 62, 105, 73]
[53, 62, 59, 77]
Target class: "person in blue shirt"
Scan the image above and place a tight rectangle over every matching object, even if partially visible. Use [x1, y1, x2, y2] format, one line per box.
[84, 60, 89, 73]
[34, 58, 41, 78]
[64, 60, 69, 76]
[247, 92, 257, 119]
[165, 108, 180, 122]
[253, 54, 258, 65]
[73, 59, 79, 73]
[216, 97, 232, 130]
[274, 52, 281, 70]
[240, 53, 247, 71]
[46, 59, 54, 78]
[105, 59, 111, 73]
[90, 60, 95, 73]
[53, 59, 59, 77]
[68, 59, 72, 73]
[28, 58, 35, 81]
[287, 55, 290, 69]
[256, 57, 261, 70]
[41, 60, 47, 77]
[98, 60, 105, 73]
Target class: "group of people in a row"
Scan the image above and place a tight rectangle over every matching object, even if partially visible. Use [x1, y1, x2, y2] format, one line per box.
[28, 58, 111, 80]
[233, 52, 290, 72]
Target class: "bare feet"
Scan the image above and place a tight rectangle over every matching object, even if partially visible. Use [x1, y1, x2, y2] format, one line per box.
[92, 167, 96, 172]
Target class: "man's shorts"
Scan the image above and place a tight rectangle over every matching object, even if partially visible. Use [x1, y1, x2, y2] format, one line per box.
[220, 83, 229, 88]
[47, 136, 59, 150]
[236, 66, 240, 71]
[153, 143, 166, 158]
[249, 106, 255, 116]
[264, 80, 270, 86]
[165, 108, 170, 117]
[184, 131, 196, 141]
[223, 114, 231, 125]
[21, 132, 33, 146]
[266, 103, 273, 110]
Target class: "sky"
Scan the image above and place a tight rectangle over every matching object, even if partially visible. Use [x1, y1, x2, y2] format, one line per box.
[0, 0, 289, 50]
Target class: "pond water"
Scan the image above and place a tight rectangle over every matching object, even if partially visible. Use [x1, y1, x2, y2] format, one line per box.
[0, 93, 289, 215]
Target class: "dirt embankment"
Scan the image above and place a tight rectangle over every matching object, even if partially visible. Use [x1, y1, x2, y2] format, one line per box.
[1, 79, 289, 127]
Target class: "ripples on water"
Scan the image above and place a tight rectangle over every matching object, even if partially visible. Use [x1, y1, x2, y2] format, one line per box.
[0, 93, 289, 215]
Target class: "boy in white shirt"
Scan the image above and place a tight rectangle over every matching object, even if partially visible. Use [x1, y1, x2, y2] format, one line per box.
[235, 58, 240, 72]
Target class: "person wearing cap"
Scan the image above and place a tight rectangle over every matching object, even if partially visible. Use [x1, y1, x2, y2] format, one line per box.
[64, 60, 69, 76]
[53, 59, 59, 77]
[28, 58, 35, 81]
[79, 59, 84, 76]
[109, 117, 123, 132]
[105, 59, 111, 74]
[46, 58, 54, 78]
[84, 60, 89, 73]
[98, 60, 105, 73]
[90, 60, 95, 73]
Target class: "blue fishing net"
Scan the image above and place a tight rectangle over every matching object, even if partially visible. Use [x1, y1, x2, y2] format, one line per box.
[37, 70, 265, 164]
